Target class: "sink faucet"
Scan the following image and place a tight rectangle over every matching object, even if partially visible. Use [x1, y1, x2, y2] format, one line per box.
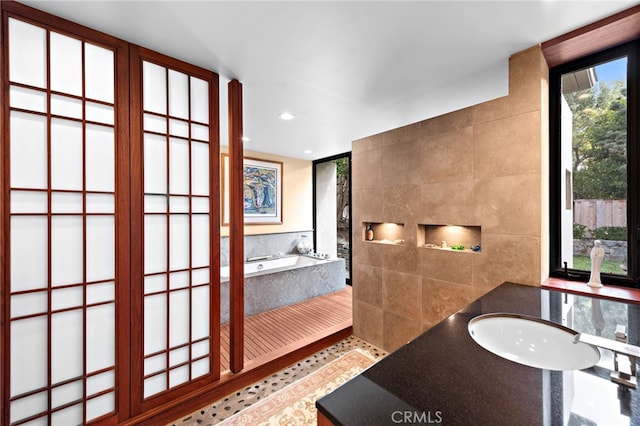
[574, 332, 640, 389]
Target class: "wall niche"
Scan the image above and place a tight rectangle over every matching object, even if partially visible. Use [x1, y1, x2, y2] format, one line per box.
[363, 222, 405, 245]
[419, 224, 481, 253]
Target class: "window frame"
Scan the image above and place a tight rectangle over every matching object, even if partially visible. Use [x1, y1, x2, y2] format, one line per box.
[549, 39, 640, 288]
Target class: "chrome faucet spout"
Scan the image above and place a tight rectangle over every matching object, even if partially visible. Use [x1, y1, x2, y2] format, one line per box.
[575, 332, 640, 389]
[575, 333, 640, 358]
[246, 255, 271, 262]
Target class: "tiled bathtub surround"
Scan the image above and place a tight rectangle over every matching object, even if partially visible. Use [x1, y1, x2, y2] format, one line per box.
[220, 230, 314, 265]
[352, 46, 549, 352]
[219, 256, 345, 323]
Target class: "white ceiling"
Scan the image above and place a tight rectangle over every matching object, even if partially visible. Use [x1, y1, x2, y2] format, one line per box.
[21, 0, 640, 160]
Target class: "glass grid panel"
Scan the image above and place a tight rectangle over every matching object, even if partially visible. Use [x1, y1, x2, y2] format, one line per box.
[142, 60, 213, 399]
[9, 18, 46, 88]
[10, 85, 47, 112]
[7, 18, 117, 424]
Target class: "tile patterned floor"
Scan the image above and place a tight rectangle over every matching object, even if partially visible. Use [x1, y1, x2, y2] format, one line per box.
[168, 336, 386, 426]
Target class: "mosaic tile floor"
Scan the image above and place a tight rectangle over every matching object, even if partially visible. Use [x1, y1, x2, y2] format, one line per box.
[168, 336, 387, 426]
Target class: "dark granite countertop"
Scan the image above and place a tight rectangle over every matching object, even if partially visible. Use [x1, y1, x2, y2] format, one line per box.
[317, 282, 640, 425]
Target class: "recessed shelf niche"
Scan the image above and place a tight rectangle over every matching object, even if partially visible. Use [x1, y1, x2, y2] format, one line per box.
[419, 224, 481, 253]
[363, 222, 405, 245]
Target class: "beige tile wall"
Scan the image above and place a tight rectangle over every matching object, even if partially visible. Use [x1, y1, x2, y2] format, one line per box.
[352, 46, 549, 351]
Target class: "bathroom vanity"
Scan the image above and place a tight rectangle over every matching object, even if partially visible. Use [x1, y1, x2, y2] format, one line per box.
[317, 282, 640, 425]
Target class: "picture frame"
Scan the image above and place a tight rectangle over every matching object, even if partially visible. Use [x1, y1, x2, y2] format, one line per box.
[222, 154, 283, 225]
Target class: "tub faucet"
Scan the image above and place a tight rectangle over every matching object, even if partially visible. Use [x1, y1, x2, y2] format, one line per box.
[575, 332, 640, 388]
[246, 255, 271, 262]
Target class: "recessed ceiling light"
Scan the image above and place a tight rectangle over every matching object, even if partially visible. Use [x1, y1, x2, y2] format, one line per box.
[304, 150, 313, 154]
[278, 112, 295, 120]
[241, 136, 251, 142]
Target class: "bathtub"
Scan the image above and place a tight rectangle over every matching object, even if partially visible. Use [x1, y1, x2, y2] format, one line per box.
[220, 255, 345, 324]
[220, 255, 329, 278]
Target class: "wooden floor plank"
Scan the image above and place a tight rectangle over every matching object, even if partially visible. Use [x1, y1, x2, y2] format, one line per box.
[219, 286, 352, 370]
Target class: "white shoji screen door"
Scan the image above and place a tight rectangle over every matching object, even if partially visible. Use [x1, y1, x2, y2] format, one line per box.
[2, 3, 221, 424]
[129, 47, 220, 412]
[2, 8, 130, 426]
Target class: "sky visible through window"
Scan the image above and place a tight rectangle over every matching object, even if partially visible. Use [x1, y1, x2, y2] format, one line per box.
[595, 57, 626, 86]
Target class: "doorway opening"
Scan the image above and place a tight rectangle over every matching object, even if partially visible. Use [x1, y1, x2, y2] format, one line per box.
[313, 152, 352, 284]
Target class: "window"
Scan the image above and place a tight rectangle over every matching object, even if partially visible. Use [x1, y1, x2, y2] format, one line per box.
[550, 40, 639, 287]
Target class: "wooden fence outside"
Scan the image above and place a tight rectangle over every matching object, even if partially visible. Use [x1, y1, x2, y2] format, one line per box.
[573, 199, 626, 230]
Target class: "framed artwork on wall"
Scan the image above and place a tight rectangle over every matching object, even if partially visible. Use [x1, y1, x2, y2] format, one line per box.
[222, 154, 283, 225]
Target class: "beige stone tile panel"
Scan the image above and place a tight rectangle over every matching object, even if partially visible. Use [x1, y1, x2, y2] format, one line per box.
[353, 301, 384, 349]
[508, 46, 546, 109]
[420, 247, 473, 286]
[473, 47, 546, 124]
[422, 278, 476, 326]
[474, 174, 541, 236]
[352, 133, 382, 154]
[382, 139, 421, 188]
[383, 311, 423, 352]
[472, 96, 510, 126]
[472, 233, 541, 291]
[352, 263, 383, 308]
[381, 243, 421, 276]
[382, 121, 422, 147]
[352, 148, 382, 190]
[420, 126, 473, 183]
[382, 270, 422, 320]
[352, 238, 385, 268]
[353, 188, 382, 224]
[382, 185, 420, 225]
[473, 111, 541, 179]
[420, 106, 474, 138]
[418, 180, 475, 225]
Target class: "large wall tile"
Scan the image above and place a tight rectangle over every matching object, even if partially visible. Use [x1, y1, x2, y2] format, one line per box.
[472, 233, 541, 290]
[507, 46, 546, 112]
[382, 243, 420, 276]
[382, 184, 420, 225]
[418, 180, 475, 226]
[474, 111, 541, 179]
[352, 263, 383, 307]
[351, 238, 385, 268]
[420, 126, 473, 183]
[422, 278, 475, 326]
[420, 248, 473, 286]
[382, 270, 422, 320]
[353, 188, 382, 223]
[421, 106, 474, 137]
[353, 148, 382, 190]
[382, 139, 422, 187]
[383, 311, 422, 352]
[353, 133, 382, 154]
[382, 121, 422, 146]
[474, 174, 541, 236]
[472, 95, 511, 127]
[474, 47, 545, 124]
[353, 301, 384, 349]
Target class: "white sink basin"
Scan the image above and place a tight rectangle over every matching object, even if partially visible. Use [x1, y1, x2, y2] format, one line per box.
[468, 313, 600, 371]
